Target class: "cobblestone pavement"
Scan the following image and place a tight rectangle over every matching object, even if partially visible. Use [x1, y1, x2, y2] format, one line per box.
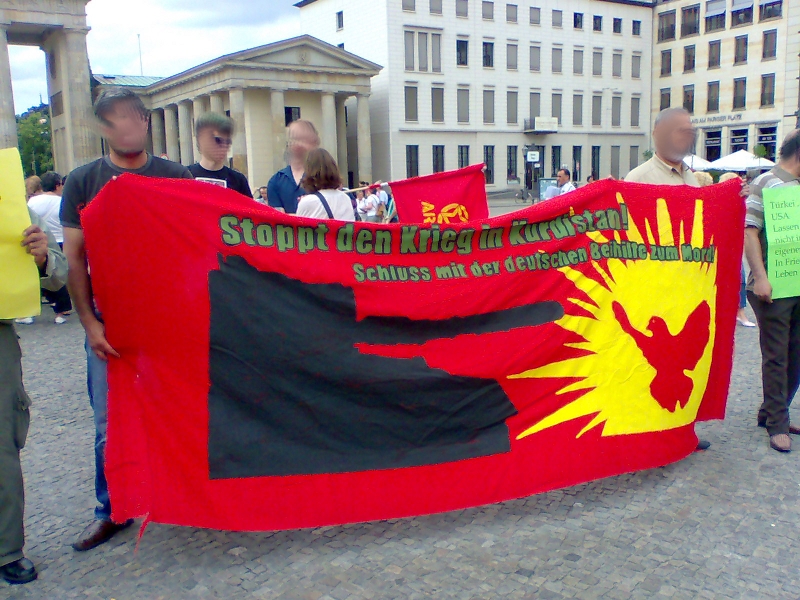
[4, 307, 799, 600]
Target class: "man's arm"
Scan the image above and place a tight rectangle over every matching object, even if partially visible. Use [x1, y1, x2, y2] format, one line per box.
[63, 226, 119, 360]
[25, 209, 67, 291]
[744, 227, 771, 303]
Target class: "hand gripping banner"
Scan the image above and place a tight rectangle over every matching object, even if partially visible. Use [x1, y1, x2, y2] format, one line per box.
[81, 176, 743, 532]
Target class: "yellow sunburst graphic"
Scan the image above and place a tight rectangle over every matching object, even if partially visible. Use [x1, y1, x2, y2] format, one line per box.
[511, 194, 716, 440]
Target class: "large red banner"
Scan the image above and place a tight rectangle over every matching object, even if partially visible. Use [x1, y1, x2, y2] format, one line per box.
[390, 164, 489, 223]
[81, 176, 743, 532]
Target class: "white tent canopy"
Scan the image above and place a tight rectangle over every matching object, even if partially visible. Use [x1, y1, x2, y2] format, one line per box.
[707, 150, 775, 172]
[683, 154, 712, 171]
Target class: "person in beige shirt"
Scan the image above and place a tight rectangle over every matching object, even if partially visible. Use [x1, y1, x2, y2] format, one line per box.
[625, 108, 699, 187]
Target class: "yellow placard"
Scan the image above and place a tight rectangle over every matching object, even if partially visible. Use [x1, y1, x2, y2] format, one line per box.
[0, 147, 41, 320]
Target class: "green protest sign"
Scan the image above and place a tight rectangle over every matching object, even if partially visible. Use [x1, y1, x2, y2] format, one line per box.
[763, 186, 800, 300]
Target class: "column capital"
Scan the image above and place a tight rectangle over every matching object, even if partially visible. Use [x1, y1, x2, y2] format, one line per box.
[63, 26, 92, 35]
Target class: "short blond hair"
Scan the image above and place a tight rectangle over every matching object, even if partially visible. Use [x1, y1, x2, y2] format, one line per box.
[694, 171, 713, 187]
[718, 172, 742, 183]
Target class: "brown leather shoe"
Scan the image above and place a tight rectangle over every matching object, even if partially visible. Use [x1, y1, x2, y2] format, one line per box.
[72, 519, 134, 552]
[770, 434, 792, 453]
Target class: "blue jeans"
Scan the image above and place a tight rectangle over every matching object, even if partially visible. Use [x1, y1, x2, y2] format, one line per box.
[740, 265, 747, 310]
[85, 337, 111, 521]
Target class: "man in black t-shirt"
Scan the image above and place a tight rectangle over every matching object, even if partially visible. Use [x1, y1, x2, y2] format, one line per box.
[60, 88, 192, 553]
[188, 112, 252, 197]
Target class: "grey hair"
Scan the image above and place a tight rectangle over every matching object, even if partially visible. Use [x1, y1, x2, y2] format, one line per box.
[654, 107, 690, 127]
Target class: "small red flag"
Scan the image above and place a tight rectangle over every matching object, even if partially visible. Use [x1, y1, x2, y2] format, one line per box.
[390, 163, 489, 223]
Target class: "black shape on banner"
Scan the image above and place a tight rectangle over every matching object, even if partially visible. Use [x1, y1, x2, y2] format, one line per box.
[208, 255, 563, 479]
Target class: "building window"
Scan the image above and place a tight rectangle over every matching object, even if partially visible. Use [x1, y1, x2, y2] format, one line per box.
[530, 92, 541, 119]
[404, 86, 418, 121]
[458, 145, 470, 168]
[484, 146, 495, 183]
[336, 11, 344, 29]
[705, 0, 725, 32]
[733, 77, 746, 109]
[530, 45, 541, 71]
[760, 1, 782, 21]
[630, 96, 640, 127]
[551, 145, 562, 177]
[613, 18, 622, 34]
[483, 42, 494, 67]
[684, 45, 696, 72]
[732, 3, 753, 26]
[592, 95, 602, 126]
[418, 32, 429, 71]
[572, 146, 582, 181]
[708, 40, 721, 68]
[612, 53, 622, 77]
[632, 20, 641, 36]
[456, 39, 469, 66]
[483, 89, 495, 123]
[757, 126, 778, 161]
[530, 6, 541, 24]
[507, 3, 518, 22]
[611, 96, 621, 127]
[660, 88, 671, 110]
[707, 81, 720, 112]
[482, 1, 494, 19]
[610, 146, 620, 179]
[661, 50, 672, 76]
[629, 146, 639, 172]
[681, 4, 700, 37]
[430, 0, 443, 14]
[507, 91, 518, 123]
[456, 0, 468, 17]
[592, 51, 602, 76]
[574, 12, 583, 29]
[763, 30, 777, 59]
[573, 49, 584, 75]
[593, 15, 602, 31]
[404, 31, 415, 70]
[573, 94, 583, 125]
[591, 146, 601, 180]
[432, 87, 445, 122]
[552, 48, 563, 73]
[433, 145, 445, 173]
[683, 85, 695, 113]
[457, 88, 470, 123]
[658, 11, 676, 42]
[507, 146, 519, 181]
[734, 35, 748, 64]
[406, 145, 419, 178]
[432, 34, 442, 71]
[285, 106, 301, 126]
[705, 130, 722, 161]
[731, 128, 748, 153]
[761, 74, 776, 106]
[402, 0, 415, 11]
[631, 54, 641, 78]
[552, 9, 562, 27]
[507, 44, 518, 70]
[551, 93, 562, 125]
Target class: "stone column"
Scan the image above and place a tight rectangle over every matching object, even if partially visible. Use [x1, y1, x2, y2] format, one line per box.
[270, 89, 286, 172]
[320, 92, 337, 154]
[228, 87, 247, 176]
[150, 109, 166, 156]
[164, 105, 180, 163]
[177, 100, 193, 166]
[335, 95, 348, 181]
[209, 92, 225, 115]
[62, 28, 100, 169]
[357, 94, 372, 185]
[0, 25, 17, 150]
[192, 96, 205, 156]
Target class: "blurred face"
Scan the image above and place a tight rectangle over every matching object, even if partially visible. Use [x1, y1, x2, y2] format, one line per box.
[356, 190, 364, 199]
[556, 170, 569, 186]
[287, 122, 319, 163]
[99, 101, 149, 156]
[197, 128, 232, 164]
[654, 113, 696, 164]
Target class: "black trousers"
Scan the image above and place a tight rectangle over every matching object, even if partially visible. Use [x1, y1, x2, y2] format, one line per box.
[748, 293, 800, 435]
[42, 284, 72, 314]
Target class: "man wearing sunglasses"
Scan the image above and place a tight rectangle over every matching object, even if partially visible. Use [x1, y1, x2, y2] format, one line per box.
[188, 113, 252, 198]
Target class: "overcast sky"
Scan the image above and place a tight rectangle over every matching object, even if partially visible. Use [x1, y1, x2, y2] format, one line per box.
[9, 0, 301, 114]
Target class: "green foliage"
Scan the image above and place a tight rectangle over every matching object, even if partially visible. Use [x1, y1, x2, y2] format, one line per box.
[642, 149, 653, 160]
[753, 144, 768, 159]
[17, 104, 53, 177]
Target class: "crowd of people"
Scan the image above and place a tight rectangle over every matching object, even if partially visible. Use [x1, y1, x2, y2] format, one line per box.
[1, 88, 799, 586]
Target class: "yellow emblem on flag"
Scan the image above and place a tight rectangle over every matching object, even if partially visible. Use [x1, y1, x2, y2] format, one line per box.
[422, 201, 470, 224]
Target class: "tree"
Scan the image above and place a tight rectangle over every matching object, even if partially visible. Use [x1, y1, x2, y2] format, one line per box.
[17, 104, 53, 177]
[642, 149, 653, 160]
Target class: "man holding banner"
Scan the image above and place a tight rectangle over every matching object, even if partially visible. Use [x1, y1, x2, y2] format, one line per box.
[744, 130, 800, 453]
